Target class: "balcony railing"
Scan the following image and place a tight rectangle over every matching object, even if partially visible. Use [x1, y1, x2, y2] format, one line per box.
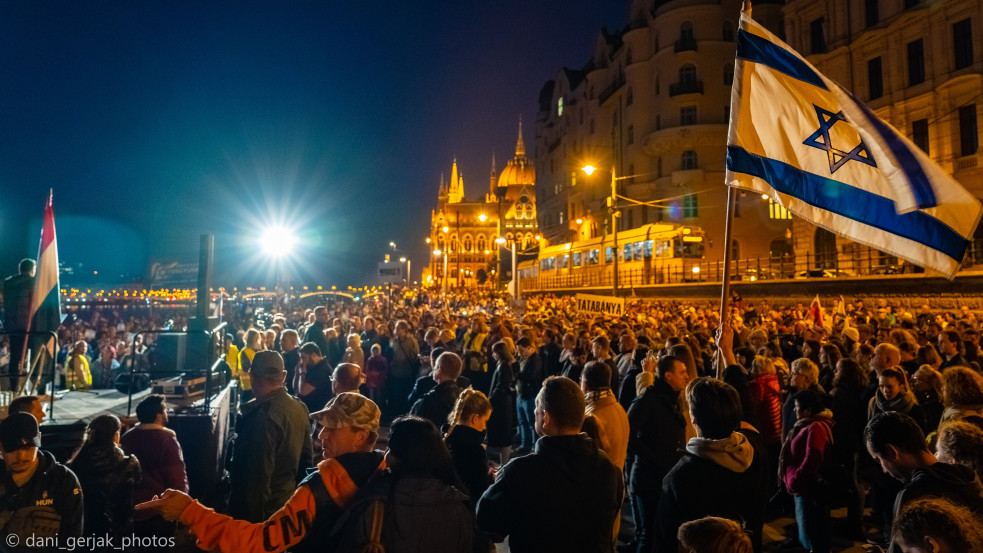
[669, 80, 704, 97]
[598, 74, 626, 105]
[675, 37, 697, 52]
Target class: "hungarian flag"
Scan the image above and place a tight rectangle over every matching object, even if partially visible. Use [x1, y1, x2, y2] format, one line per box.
[29, 191, 61, 336]
[808, 294, 825, 329]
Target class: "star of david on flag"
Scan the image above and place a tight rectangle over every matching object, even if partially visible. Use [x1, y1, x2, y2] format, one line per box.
[725, 8, 981, 279]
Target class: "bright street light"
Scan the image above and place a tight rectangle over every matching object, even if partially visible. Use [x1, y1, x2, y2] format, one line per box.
[260, 226, 298, 257]
[478, 213, 487, 222]
[495, 237, 506, 244]
[582, 165, 596, 176]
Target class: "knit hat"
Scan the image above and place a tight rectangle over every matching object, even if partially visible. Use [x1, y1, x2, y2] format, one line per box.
[0, 413, 41, 452]
[310, 393, 380, 432]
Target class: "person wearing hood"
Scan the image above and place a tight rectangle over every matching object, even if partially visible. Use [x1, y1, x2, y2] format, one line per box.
[477, 376, 624, 553]
[656, 377, 767, 553]
[778, 389, 835, 553]
[864, 412, 983, 553]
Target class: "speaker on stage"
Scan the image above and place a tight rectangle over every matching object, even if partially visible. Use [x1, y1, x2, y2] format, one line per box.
[115, 372, 150, 394]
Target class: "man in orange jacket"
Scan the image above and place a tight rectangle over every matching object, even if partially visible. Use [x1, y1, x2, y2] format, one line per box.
[137, 393, 384, 553]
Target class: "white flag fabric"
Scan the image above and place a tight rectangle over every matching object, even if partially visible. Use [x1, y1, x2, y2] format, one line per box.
[726, 11, 982, 279]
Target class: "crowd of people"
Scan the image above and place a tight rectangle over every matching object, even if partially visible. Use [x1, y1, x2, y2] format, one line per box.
[2, 282, 983, 552]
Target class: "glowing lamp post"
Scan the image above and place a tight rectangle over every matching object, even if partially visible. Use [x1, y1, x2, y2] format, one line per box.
[260, 225, 298, 311]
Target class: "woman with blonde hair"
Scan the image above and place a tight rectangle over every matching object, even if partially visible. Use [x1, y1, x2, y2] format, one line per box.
[892, 497, 983, 553]
[341, 333, 364, 369]
[941, 366, 983, 422]
[677, 516, 752, 553]
[445, 388, 494, 553]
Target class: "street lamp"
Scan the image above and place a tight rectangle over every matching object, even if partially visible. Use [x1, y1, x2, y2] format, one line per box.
[495, 236, 521, 300]
[259, 225, 297, 311]
[399, 257, 410, 286]
[433, 249, 447, 294]
[581, 165, 623, 297]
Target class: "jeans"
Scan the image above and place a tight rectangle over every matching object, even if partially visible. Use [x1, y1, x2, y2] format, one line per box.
[633, 490, 659, 553]
[794, 494, 831, 553]
[517, 397, 536, 449]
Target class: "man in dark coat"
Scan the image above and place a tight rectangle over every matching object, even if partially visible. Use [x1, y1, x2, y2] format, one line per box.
[865, 411, 983, 553]
[303, 307, 330, 361]
[656, 378, 767, 553]
[410, 352, 464, 429]
[539, 328, 563, 377]
[515, 337, 545, 454]
[626, 354, 690, 553]
[477, 376, 623, 553]
[3, 259, 35, 391]
[229, 351, 314, 522]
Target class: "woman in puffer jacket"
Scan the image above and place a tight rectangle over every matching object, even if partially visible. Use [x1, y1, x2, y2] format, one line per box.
[69, 414, 142, 549]
[779, 389, 835, 553]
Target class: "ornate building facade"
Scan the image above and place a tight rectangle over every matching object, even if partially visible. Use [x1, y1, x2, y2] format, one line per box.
[424, 122, 539, 289]
[534, 0, 791, 267]
[783, 0, 983, 271]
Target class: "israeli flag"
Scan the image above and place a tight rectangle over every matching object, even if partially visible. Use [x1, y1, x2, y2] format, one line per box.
[726, 10, 982, 279]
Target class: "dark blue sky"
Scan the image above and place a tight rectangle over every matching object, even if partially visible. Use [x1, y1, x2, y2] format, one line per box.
[0, 2, 627, 287]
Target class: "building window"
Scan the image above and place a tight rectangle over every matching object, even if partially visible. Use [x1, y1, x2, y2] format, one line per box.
[679, 64, 697, 85]
[865, 0, 879, 27]
[912, 118, 929, 154]
[959, 104, 978, 157]
[908, 39, 925, 86]
[463, 235, 473, 253]
[810, 18, 826, 54]
[724, 63, 734, 85]
[627, 125, 634, 144]
[953, 19, 973, 70]
[557, 97, 564, 117]
[476, 235, 486, 253]
[683, 194, 698, 217]
[626, 86, 633, 106]
[681, 150, 698, 170]
[867, 57, 883, 100]
[769, 199, 792, 220]
[680, 106, 697, 126]
[680, 21, 694, 42]
[723, 21, 735, 42]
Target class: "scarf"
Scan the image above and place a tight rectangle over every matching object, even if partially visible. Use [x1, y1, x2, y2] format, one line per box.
[869, 389, 917, 420]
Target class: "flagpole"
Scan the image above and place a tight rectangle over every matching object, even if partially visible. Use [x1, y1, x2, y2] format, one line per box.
[716, 185, 738, 379]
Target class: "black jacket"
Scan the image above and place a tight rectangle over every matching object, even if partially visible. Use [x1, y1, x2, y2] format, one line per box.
[329, 472, 473, 553]
[627, 377, 686, 496]
[0, 450, 84, 552]
[888, 463, 983, 553]
[656, 429, 767, 553]
[445, 425, 491, 503]
[69, 444, 141, 542]
[476, 434, 623, 553]
[516, 353, 544, 399]
[539, 342, 563, 378]
[486, 361, 516, 448]
[408, 375, 470, 406]
[410, 380, 463, 430]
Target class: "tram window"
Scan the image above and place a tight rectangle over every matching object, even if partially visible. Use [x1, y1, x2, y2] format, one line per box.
[573, 251, 582, 267]
[589, 249, 600, 265]
[559, 254, 569, 269]
[655, 239, 672, 258]
[644, 240, 654, 259]
[633, 242, 643, 261]
[623, 244, 631, 262]
[605, 247, 614, 263]
[676, 239, 705, 258]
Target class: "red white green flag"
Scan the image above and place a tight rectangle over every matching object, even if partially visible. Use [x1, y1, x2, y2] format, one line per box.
[29, 191, 62, 335]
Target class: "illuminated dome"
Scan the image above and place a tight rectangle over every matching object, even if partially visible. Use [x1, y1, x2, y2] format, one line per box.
[498, 119, 536, 188]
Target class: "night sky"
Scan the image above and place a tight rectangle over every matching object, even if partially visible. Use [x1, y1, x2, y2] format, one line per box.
[0, 2, 627, 288]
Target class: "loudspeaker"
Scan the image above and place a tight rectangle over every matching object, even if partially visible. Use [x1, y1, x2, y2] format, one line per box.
[156, 334, 187, 374]
[115, 372, 150, 394]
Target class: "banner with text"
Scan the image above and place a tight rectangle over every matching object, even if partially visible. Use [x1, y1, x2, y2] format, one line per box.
[575, 293, 625, 317]
[377, 263, 404, 284]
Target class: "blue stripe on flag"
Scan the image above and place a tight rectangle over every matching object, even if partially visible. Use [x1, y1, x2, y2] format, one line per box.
[847, 92, 937, 209]
[736, 30, 828, 90]
[727, 146, 967, 260]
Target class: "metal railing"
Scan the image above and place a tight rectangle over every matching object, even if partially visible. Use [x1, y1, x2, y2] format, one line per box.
[669, 80, 704, 97]
[518, 241, 983, 292]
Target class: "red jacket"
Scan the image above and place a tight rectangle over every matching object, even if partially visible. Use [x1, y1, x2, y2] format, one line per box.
[748, 374, 782, 445]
